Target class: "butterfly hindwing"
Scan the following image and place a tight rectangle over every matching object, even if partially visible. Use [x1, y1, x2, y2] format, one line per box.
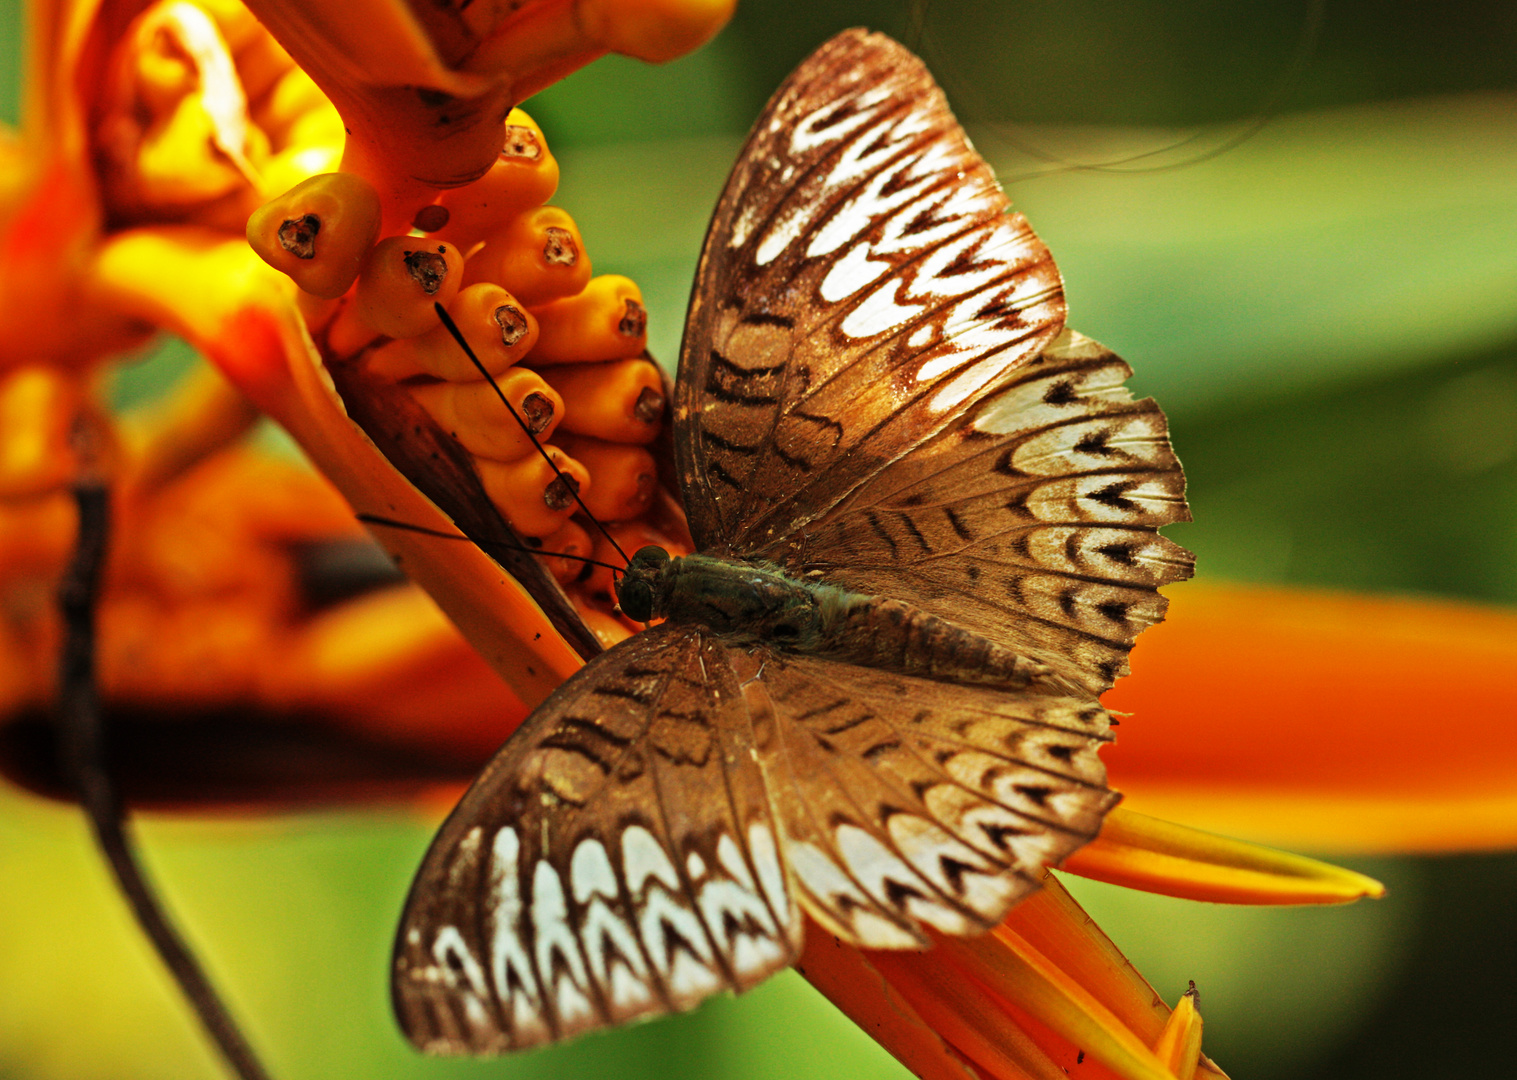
[756, 330, 1195, 695]
[677, 29, 1066, 553]
[737, 646, 1117, 947]
[393, 626, 802, 1054]
[396, 624, 1121, 1053]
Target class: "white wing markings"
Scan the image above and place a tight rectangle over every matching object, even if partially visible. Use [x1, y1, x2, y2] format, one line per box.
[841, 223, 1038, 342]
[785, 839, 920, 948]
[747, 822, 792, 930]
[621, 824, 681, 894]
[486, 827, 548, 1043]
[696, 833, 787, 975]
[885, 812, 1020, 920]
[972, 358, 1135, 437]
[758, 100, 937, 268]
[569, 837, 656, 1017]
[431, 925, 493, 1030]
[787, 84, 891, 155]
[619, 824, 723, 1002]
[527, 859, 592, 1029]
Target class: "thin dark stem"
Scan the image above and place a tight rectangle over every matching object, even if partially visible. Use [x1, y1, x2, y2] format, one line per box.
[432, 302, 632, 566]
[56, 477, 273, 1080]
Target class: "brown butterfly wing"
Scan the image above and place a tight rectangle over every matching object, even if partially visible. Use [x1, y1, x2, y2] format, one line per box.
[737, 645, 1117, 947]
[394, 625, 1117, 1053]
[675, 30, 1190, 696]
[755, 330, 1194, 696]
[393, 625, 802, 1054]
[676, 29, 1066, 553]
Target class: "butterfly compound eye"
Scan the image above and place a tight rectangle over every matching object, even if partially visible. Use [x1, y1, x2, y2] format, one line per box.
[616, 577, 653, 622]
[614, 545, 671, 621]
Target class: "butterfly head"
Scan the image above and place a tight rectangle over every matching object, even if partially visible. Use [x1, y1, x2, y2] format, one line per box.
[614, 544, 672, 622]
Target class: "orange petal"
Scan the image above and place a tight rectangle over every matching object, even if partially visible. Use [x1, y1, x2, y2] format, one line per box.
[803, 875, 1224, 1080]
[1062, 808, 1385, 905]
[243, 0, 733, 226]
[1104, 582, 1517, 852]
[794, 923, 980, 1080]
[88, 225, 577, 710]
[928, 928, 1180, 1080]
[1152, 984, 1202, 1080]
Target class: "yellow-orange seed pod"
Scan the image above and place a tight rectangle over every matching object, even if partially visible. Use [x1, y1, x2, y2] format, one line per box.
[246, 172, 381, 298]
[409, 369, 563, 461]
[561, 435, 657, 522]
[354, 237, 464, 339]
[365, 284, 538, 381]
[538, 357, 665, 444]
[529, 275, 648, 364]
[464, 206, 590, 306]
[475, 446, 589, 538]
[538, 519, 593, 585]
[433, 110, 560, 251]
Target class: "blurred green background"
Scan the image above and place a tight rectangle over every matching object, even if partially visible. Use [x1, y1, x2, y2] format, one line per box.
[2, 1, 1516, 1078]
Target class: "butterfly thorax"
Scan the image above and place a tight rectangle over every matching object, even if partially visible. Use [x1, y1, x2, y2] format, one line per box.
[617, 545, 1069, 693]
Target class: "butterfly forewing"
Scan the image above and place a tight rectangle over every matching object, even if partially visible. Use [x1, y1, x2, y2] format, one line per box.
[677, 30, 1066, 554]
[759, 330, 1195, 695]
[394, 626, 802, 1054]
[677, 30, 1191, 695]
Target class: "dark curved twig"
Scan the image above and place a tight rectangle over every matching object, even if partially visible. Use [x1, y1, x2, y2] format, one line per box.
[56, 469, 273, 1080]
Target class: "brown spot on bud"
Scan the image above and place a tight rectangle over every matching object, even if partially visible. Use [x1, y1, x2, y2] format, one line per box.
[619, 298, 647, 338]
[521, 392, 555, 434]
[543, 472, 580, 510]
[278, 214, 320, 259]
[412, 204, 450, 233]
[494, 304, 529, 346]
[633, 386, 665, 424]
[542, 227, 578, 266]
[502, 125, 543, 160]
[402, 249, 449, 294]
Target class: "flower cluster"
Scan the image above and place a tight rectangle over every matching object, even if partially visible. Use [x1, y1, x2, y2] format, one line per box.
[245, 109, 691, 645]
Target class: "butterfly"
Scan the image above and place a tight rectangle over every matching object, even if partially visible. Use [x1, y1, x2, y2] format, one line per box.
[391, 28, 1193, 1053]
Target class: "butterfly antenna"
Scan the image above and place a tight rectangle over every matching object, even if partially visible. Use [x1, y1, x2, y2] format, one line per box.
[58, 420, 273, 1080]
[432, 303, 633, 567]
[358, 513, 627, 575]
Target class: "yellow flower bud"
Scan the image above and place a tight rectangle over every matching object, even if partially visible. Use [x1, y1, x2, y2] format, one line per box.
[246, 171, 381, 298]
[558, 435, 657, 522]
[363, 283, 538, 381]
[537, 357, 664, 444]
[464, 206, 590, 306]
[409, 368, 564, 462]
[529, 274, 647, 364]
[354, 236, 464, 339]
[434, 110, 560, 250]
[475, 445, 590, 537]
[538, 520, 594, 585]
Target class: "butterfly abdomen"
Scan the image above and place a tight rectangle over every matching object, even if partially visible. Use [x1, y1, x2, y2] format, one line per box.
[812, 592, 1070, 693]
[647, 552, 1067, 692]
